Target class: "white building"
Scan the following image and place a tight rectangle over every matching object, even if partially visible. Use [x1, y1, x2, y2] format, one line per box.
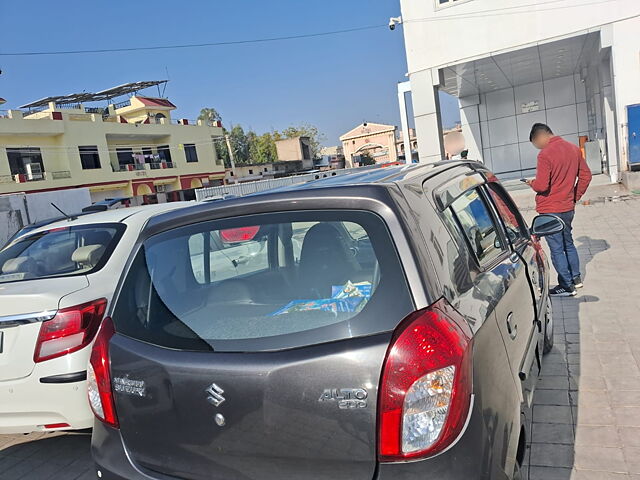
[397, 0, 640, 181]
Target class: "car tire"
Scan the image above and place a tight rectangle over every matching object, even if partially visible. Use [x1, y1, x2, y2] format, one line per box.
[543, 296, 554, 354]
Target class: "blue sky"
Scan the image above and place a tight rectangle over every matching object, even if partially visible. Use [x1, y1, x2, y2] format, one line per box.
[0, 0, 460, 145]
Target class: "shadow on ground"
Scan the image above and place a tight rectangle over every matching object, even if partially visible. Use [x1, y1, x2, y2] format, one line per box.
[524, 233, 609, 479]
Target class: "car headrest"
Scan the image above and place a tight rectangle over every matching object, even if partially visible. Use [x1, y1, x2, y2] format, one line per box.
[71, 245, 105, 267]
[298, 223, 360, 296]
[2, 257, 34, 274]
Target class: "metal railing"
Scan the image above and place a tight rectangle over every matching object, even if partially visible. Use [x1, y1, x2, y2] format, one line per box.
[56, 103, 81, 110]
[148, 162, 176, 170]
[24, 106, 48, 116]
[195, 163, 396, 201]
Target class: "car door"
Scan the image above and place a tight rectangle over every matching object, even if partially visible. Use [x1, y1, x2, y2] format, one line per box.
[449, 186, 538, 408]
[484, 182, 542, 407]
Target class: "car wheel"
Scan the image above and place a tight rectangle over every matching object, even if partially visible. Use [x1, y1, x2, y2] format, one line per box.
[543, 296, 554, 354]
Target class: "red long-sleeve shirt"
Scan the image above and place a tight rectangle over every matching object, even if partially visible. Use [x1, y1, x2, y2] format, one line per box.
[530, 136, 592, 213]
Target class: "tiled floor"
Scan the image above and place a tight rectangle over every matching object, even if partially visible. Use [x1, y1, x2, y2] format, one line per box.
[522, 192, 640, 479]
[0, 431, 93, 480]
[2, 186, 640, 479]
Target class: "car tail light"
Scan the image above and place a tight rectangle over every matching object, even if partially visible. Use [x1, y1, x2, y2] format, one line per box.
[378, 298, 473, 462]
[220, 226, 260, 243]
[87, 316, 119, 428]
[33, 299, 107, 363]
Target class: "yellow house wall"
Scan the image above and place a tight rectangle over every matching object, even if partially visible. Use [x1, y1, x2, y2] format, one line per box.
[0, 111, 224, 195]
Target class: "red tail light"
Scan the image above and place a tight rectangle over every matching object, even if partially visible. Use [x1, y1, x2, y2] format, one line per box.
[378, 298, 473, 462]
[220, 226, 260, 243]
[33, 299, 107, 363]
[87, 316, 119, 428]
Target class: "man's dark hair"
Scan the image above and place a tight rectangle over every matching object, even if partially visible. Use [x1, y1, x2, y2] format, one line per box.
[529, 123, 553, 142]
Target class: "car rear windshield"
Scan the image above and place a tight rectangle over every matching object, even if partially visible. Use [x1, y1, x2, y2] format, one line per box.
[0, 224, 125, 283]
[112, 210, 414, 352]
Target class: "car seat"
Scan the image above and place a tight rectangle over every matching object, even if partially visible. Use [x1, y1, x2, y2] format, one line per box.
[298, 223, 361, 298]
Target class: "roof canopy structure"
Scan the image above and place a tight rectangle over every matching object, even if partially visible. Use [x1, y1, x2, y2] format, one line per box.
[19, 80, 168, 109]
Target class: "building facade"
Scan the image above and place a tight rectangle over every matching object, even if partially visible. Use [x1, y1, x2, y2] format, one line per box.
[275, 136, 314, 170]
[398, 0, 640, 181]
[340, 123, 399, 167]
[0, 91, 225, 202]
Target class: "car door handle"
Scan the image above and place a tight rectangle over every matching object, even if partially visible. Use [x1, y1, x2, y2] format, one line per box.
[506, 313, 518, 340]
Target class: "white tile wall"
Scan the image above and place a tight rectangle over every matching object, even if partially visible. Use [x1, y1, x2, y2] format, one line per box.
[482, 148, 493, 170]
[544, 76, 577, 109]
[478, 99, 488, 122]
[460, 104, 480, 125]
[486, 89, 516, 120]
[516, 110, 547, 143]
[480, 121, 491, 151]
[488, 116, 518, 147]
[462, 75, 587, 176]
[519, 141, 540, 172]
[514, 82, 546, 113]
[547, 104, 578, 136]
[577, 102, 589, 132]
[462, 123, 482, 159]
[575, 74, 587, 103]
[490, 144, 520, 176]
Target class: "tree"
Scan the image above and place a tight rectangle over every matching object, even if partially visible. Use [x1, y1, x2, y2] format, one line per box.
[228, 125, 250, 164]
[358, 153, 376, 166]
[198, 107, 222, 126]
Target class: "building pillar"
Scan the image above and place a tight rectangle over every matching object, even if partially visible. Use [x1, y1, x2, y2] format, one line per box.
[397, 81, 413, 163]
[602, 84, 619, 182]
[410, 68, 445, 164]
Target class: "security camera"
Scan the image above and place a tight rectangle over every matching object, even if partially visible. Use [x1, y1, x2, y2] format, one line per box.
[389, 16, 402, 31]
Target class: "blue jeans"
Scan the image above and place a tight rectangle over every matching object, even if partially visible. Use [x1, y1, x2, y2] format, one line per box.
[545, 210, 580, 289]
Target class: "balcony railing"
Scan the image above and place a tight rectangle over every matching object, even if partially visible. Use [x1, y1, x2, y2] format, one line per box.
[56, 103, 81, 110]
[148, 162, 175, 170]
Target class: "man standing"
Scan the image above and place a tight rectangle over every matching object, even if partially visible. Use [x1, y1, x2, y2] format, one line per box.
[527, 123, 592, 297]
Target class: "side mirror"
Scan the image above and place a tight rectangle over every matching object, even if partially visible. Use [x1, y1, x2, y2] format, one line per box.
[531, 214, 565, 237]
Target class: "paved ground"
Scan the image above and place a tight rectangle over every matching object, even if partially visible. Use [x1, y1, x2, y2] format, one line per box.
[2, 180, 640, 479]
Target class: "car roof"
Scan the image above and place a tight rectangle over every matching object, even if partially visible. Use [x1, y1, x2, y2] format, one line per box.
[24, 202, 193, 235]
[144, 161, 488, 234]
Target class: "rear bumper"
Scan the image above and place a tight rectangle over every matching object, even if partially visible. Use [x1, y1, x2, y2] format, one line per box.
[92, 401, 510, 480]
[92, 422, 157, 480]
[0, 353, 93, 434]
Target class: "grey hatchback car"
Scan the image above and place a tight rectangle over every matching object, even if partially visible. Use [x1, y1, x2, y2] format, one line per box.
[90, 162, 564, 480]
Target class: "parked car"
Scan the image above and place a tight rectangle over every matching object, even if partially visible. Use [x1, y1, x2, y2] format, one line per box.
[0, 202, 190, 434]
[90, 162, 563, 480]
[3, 198, 129, 247]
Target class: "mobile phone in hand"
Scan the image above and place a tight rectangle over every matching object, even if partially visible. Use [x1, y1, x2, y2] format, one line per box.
[519, 178, 528, 183]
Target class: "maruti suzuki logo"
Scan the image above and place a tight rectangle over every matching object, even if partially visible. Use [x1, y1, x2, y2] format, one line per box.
[206, 383, 225, 407]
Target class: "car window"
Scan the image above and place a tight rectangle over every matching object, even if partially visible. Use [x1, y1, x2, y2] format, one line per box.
[487, 183, 528, 243]
[450, 188, 505, 264]
[188, 231, 269, 284]
[112, 210, 414, 352]
[0, 224, 124, 283]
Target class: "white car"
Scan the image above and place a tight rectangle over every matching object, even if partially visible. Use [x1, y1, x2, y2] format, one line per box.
[0, 203, 190, 434]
